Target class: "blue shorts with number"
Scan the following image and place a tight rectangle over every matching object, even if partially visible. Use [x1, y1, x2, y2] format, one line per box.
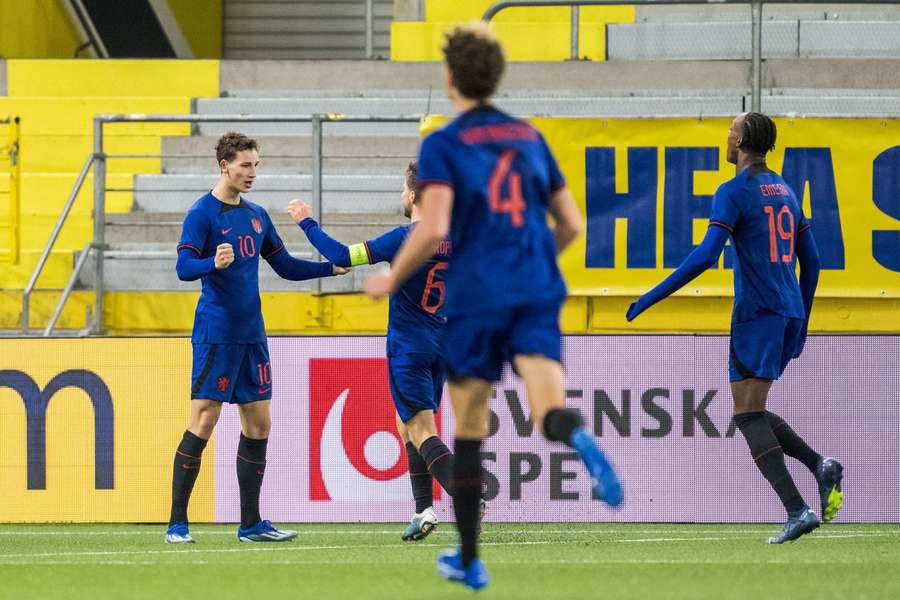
[729, 311, 804, 383]
[191, 342, 272, 403]
[388, 353, 446, 423]
[442, 299, 563, 382]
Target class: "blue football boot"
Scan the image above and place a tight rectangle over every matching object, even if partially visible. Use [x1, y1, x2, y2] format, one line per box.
[571, 427, 624, 507]
[767, 507, 820, 544]
[237, 520, 298, 542]
[165, 521, 194, 544]
[815, 457, 844, 523]
[436, 547, 490, 591]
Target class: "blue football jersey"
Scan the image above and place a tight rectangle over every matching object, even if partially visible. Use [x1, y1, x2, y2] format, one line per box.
[364, 224, 451, 357]
[709, 164, 810, 323]
[177, 192, 286, 343]
[417, 106, 567, 317]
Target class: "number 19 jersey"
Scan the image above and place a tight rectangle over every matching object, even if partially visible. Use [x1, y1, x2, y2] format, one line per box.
[709, 163, 810, 323]
[417, 106, 567, 317]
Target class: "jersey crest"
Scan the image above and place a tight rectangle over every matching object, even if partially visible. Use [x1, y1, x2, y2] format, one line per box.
[251, 218, 263, 234]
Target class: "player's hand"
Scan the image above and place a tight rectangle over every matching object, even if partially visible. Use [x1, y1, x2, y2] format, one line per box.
[332, 265, 350, 275]
[365, 272, 395, 299]
[214, 243, 235, 270]
[287, 199, 314, 224]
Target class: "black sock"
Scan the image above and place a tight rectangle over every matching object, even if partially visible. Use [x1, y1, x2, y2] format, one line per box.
[766, 411, 821, 474]
[420, 436, 454, 497]
[237, 434, 268, 529]
[169, 430, 208, 525]
[406, 441, 433, 513]
[453, 439, 482, 567]
[543, 408, 584, 446]
[733, 412, 806, 515]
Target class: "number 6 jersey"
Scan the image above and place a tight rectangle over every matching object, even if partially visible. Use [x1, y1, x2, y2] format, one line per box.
[709, 163, 810, 323]
[417, 105, 567, 317]
[360, 224, 451, 357]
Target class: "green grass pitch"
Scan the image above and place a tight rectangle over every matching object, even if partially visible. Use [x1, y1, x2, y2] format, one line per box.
[1, 523, 898, 599]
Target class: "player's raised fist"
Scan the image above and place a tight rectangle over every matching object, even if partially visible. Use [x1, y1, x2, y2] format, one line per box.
[288, 199, 314, 224]
[215, 243, 235, 269]
[365, 272, 395, 299]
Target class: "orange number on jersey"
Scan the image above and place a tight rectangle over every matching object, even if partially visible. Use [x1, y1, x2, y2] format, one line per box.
[420, 261, 448, 314]
[764, 205, 795, 263]
[238, 235, 256, 258]
[488, 150, 526, 227]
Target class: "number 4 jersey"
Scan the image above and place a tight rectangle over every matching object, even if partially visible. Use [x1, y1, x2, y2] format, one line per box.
[361, 223, 451, 357]
[417, 105, 567, 317]
[709, 163, 810, 323]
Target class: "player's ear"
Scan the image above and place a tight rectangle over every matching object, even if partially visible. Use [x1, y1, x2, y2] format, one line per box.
[219, 158, 229, 173]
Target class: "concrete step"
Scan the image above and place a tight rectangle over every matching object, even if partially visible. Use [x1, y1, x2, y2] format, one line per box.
[161, 135, 419, 174]
[193, 95, 743, 136]
[633, 4, 900, 23]
[217, 59, 900, 94]
[608, 20, 900, 60]
[105, 211, 407, 244]
[133, 173, 405, 213]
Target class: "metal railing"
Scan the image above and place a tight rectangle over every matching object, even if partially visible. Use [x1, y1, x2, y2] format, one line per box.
[23, 113, 422, 336]
[1, 116, 21, 264]
[483, 0, 900, 111]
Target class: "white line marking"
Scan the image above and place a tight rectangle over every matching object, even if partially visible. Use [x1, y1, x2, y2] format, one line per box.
[0, 532, 893, 562]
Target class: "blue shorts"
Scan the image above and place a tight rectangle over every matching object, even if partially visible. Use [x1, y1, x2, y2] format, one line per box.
[191, 342, 272, 403]
[442, 300, 563, 382]
[388, 353, 446, 423]
[729, 312, 804, 383]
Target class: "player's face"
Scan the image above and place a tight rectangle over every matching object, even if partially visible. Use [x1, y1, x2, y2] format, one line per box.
[221, 149, 259, 193]
[726, 116, 744, 164]
[401, 181, 414, 219]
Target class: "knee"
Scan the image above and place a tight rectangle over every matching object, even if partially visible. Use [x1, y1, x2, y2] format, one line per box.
[454, 411, 489, 440]
[189, 410, 219, 438]
[243, 419, 271, 439]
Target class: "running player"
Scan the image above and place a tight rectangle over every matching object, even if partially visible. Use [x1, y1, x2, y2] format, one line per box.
[365, 24, 623, 590]
[166, 132, 346, 544]
[287, 162, 468, 542]
[626, 112, 843, 544]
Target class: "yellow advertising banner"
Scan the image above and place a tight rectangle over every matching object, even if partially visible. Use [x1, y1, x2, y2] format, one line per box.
[0, 338, 212, 522]
[533, 117, 900, 299]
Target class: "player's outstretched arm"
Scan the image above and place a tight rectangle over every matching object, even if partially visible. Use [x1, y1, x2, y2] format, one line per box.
[793, 227, 821, 357]
[548, 186, 582, 253]
[365, 185, 452, 298]
[288, 199, 355, 267]
[266, 249, 340, 281]
[626, 226, 730, 321]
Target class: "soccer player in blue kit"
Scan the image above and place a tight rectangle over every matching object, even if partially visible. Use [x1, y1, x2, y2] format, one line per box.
[165, 133, 346, 544]
[627, 112, 843, 544]
[287, 162, 468, 542]
[366, 24, 623, 590]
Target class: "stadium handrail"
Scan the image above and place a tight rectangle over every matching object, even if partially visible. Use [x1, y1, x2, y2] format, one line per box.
[25, 113, 424, 337]
[482, 0, 900, 110]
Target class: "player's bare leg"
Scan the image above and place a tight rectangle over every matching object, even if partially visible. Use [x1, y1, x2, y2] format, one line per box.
[234, 400, 296, 542]
[731, 379, 819, 543]
[167, 399, 222, 543]
[436, 377, 491, 588]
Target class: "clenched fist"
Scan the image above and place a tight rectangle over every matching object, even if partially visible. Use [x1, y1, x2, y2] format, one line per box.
[214, 243, 235, 270]
[288, 199, 314, 224]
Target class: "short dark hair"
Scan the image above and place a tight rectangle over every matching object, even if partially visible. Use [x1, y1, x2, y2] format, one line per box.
[405, 161, 419, 197]
[739, 112, 777, 155]
[443, 23, 505, 101]
[216, 132, 258, 164]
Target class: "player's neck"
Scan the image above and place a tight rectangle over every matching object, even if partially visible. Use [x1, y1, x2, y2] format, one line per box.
[735, 152, 766, 175]
[211, 180, 241, 205]
[452, 95, 484, 114]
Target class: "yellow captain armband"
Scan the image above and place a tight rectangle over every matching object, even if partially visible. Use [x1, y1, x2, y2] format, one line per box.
[348, 243, 371, 266]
